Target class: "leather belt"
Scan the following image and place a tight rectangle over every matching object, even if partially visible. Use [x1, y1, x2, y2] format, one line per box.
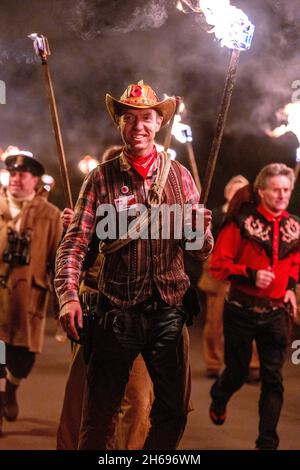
[131, 297, 170, 312]
[228, 287, 285, 313]
[98, 294, 170, 314]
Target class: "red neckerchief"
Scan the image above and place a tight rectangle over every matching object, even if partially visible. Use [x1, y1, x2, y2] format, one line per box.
[257, 203, 288, 221]
[123, 145, 157, 179]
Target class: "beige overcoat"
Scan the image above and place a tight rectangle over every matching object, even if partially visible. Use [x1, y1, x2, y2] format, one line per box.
[0, 192, 62, 352]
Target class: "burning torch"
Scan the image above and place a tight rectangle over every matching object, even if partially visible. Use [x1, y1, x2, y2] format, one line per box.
[177, 0, 255, 204]
[28, 33, 73, 208]
[171, 101, 202, 193]
[163, 96, 182, 151]
[267, 102, 300, 181]
[162, 95, 201, 191]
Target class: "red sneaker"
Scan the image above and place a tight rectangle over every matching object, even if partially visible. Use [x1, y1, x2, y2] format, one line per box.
[209, 401, 226, 426]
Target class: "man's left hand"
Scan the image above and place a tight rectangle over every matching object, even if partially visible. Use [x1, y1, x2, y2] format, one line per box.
[284, 289, 298, 319]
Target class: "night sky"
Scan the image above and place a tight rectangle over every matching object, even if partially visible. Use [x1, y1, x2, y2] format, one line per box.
[0, 0, 299, 212]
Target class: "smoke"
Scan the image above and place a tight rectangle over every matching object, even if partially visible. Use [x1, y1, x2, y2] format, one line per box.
[266, 0, 300, 23]
[70, 0, 171, 39]
[0, 40, 37, 65]
[225, 0, 300, 135]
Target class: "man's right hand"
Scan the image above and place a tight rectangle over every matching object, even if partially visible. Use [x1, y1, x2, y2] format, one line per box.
[256, 269, 275, 289]
[59, 300, 83, 341]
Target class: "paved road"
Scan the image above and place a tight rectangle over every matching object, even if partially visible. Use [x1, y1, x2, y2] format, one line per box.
[0, 318, 299, 450]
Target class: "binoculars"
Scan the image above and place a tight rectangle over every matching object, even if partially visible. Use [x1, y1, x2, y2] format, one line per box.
[3, 228, 31, 266]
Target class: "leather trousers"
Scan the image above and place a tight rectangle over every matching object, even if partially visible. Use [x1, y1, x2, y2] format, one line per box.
[78, 301, 188, 450]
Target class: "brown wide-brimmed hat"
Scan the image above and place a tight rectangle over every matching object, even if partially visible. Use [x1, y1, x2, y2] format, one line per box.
[5, 150, 44, 176]
[106, 80, 176, 128]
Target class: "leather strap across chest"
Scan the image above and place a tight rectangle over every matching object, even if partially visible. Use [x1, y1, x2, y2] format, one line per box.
[99, 152, 171, 256]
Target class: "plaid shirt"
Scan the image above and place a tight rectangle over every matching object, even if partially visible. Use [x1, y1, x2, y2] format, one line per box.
[55, 153, 213, 309]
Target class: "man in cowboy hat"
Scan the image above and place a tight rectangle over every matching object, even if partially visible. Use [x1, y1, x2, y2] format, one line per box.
[0, 148, 62, 436]
[55, 80, 213, 450]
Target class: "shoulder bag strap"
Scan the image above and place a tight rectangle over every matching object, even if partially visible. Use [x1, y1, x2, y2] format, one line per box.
[100, 152, 171, 255]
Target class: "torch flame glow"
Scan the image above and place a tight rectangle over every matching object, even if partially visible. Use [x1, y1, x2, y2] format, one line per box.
[78, 155, 99, 175]
[268, 102, 300, 164]
[172, 115, 193, 144]
[156, 144, 177, 160]
[268, 103, 300, 144]
[176, 0, 184, 12]
[163, 94, 192, 144]
[177, 0, 255, 50]
[0, 169, 9, 187]
[41, 174, 55, 193]
[1, 145, 20, 161]
[28, 33, 51, 59]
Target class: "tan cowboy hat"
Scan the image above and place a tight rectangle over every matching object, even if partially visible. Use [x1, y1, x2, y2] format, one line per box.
[106, 80, 176, 128]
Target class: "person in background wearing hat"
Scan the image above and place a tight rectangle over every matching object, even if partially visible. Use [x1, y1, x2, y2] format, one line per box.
[208, 163, 300, 450]
[199, 175, 260, 382]
[0, 150, 62, 436]
[55, 80, 213, 450]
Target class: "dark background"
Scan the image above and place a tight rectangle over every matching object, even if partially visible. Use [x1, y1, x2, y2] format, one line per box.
[0, 0, 299, 212]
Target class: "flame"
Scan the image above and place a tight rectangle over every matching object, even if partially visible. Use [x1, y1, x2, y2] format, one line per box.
[78, 155, 98, 175]
[163, 94, 192, 144]
[268, 102, 300, 163]
[172, 115, 193, 144]
[163, 95, 192, 144]
[28, 33, 51, 58]
[41, 174, 55, 192]
[268, 102, 300, 143]
[176, 0, 202, 13]
[176, 0, 184, 12]
[1, 145, 20, 161]
[156, 143, 177, 160]
[178, 101, 186, 116]
[177, 0, 255, 50]
[0, 169, 9, 187]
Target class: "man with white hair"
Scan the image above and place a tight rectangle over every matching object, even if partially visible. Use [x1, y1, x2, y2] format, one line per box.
[209, 163, 300, 450]
[199, 175, 253, 379]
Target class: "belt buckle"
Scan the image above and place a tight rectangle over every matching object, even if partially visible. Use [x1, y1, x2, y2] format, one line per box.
[253, 305, 266, 314]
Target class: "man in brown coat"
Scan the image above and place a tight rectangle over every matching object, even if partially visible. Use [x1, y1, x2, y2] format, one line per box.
[0, 150, 62, 435]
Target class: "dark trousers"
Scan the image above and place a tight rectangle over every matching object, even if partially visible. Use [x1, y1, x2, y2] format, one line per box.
[210, 301, 289, 450]
[5, 344, 36, 379]
[0, 364, 5, 379]
[78, 302, 187, 450]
